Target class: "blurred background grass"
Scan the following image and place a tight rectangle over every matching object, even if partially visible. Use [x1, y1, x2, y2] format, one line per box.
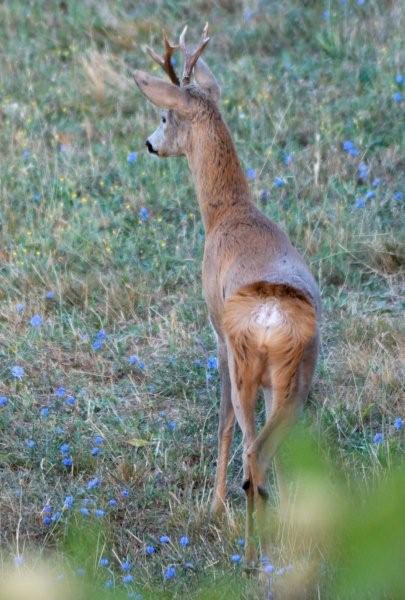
[0, 0, 404, 598]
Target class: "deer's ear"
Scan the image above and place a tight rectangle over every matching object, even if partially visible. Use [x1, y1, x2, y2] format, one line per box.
[194, 58, 221, 103]
[134, 70, 193, 116]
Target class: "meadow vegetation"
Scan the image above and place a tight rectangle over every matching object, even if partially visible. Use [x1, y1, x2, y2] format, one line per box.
[0, 1, 404, 598]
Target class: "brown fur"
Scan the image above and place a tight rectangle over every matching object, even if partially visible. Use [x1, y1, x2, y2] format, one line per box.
[134, 30, 321, 563]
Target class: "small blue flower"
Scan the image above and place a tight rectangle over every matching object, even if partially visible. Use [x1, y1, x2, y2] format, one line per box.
[392, 92, 403, 103]
[40, 407, 49, 418]
[373, 432, 384, 444]
[51, 511, 62, 523]
[159, 535, 170, 544]
[32, 192, 41, 202]
[94, 435, 105, 445]
[357, 162, 369, 181]
[122, 574, 134, 585]
[92, 338, 104, 351]
[179, 536, 189, 547]
[273, 176, 286, 188]
[30, 314, 43, 328]
[283, 153, 293, 166]
[94, 509, 105, 518]
[108, 498, 118, 507]
[22, 149, 30, 160]
[54, 426, 65, 435]
[16, 303, 25, 313]
[104, 579, 114, 589]
[372, 178, 382, 188]
[394, 417, 403, 431]
[80, 507, 90, 517]
[43, 503, 52, 515]
[87, 477, 101, 490]
[246, 168, 256, 181]
[62, 456, 73, 467]
[342, 140, 359, 157]
[322, 9, 330, 20]
[393, 192, 404, 202]
[65, 395, 76, 406]
[121, 488, 129, 498]
[43, 515, 52, 526]
[45, 291, 56, 300]
[145, 545, 156, 555]
[354, 197, 366, 209]
[127, 152, 138, 164]
[128, 355, 145, 368]
[55, 387, 66, 398]
[99, 557, 109, 567]
[263, 563, 275, 574]
[25, 439, 36, 449]
[64, 496, 74, 509]
[206, 356, 218, 370]
[139, 207, 150, 222]
[121, 561, 132, 572]
[237, 538, 245, 547]
[14, 556, 24, 567]
[0, 396, 9, 407]
[164, 566, 176, 580]
[230, 554, 242, 564]
[365, 190, 376, 200]
[91, 447, 101, 457]
[11, 365, 25, 380]
[60, 443, 70, 454]
[167, 420, 177, 432]
[357, 0, 365, 5]
[395, 74, 404, 86]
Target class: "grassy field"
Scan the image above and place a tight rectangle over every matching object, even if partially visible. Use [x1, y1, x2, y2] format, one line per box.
[0, 1, 404, 598]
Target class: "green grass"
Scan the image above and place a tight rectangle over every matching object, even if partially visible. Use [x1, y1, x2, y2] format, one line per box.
[0, 1, 404, 598]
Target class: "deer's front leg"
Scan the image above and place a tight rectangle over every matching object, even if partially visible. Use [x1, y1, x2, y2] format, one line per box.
[211, 341, 235, 517]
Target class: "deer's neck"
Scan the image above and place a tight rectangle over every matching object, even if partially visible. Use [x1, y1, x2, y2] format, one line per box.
[187, 114, 251, 232]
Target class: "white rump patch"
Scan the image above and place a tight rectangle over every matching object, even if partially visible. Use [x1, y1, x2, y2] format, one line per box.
[252, 303, 283, 329]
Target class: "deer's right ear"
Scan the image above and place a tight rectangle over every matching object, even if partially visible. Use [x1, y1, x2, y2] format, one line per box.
[133, 70, 193, 117]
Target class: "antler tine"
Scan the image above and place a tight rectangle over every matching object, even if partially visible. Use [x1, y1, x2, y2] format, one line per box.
[179, 23, 210, 85]
[145, 31, 180, 86]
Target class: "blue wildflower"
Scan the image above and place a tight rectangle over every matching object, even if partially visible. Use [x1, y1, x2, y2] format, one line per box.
[40, 407, 49, 418]
[263, 563, 275, 574]
[91, 447, 101, 457]
[43, 503, 52, 515]
[123, 574, 134, 585]
[64, 495, 74, 509]
[128, 355, 145, 368]
[104, 579, 114, 589]
[179, 536, 189, 547]
[159, 535, 170, 544]
[283, 153, 293, 166]
[342, 140, 359, 157]
[127, 152, 138, 164]
[393, 92, 403, 103]
[60, 443, 70, 454]
[246, 168, 256, 180]
[357, 162, 369, 181]
[372, 178, 382, 188]
[32, 192, 41, 202]
[80, 507, 90, 517]
[357, 0, 365, 5]
[94, 509, 105, 518]
[395, 74, 404, 86]
[139, 207, 150, 222]
[121, 561, 132, 572]
[22, 149, 30, 160]
[87, 477, 101, 490]
[365, 190, 376, 200]
[45, 291, 55, 300]
[92, 329, 106, 351]
[167, 420, 176, 432]
[230, 554, 242, 564]
[354, 197, 366, 209]
[207, 356, 218, 370]
[55, 387, 66, 397]
[121, 488, 129, 498]
[273, 176, 286, 188]
[94, 435, 105, 445]
[54, 426, 65, 435]
[108, 499, 118, 507]
[62, 456, 73, 467]
[64, 395, 76, 406]
[373, 432, 384, 444]
[322, 9, 330, 20]
[25, 439, 36, 449]
[237, 538, 245, 547]
[43, 515, 52, 526]
[164, 566, 176, 580]
[51, 511, 61, 523]
[243, 8, 255, 22]
[99, 558, 109, 567]
[30, 314, 43, 328]
[393, 192, 404, 202]
[14, 556, 24, 567]
[11, 365, 25, 380]
[16, 303, 25, 313]
[0, 396, 9, 407]
[145, 545, 156, 555]
[394, 417, 403, 430]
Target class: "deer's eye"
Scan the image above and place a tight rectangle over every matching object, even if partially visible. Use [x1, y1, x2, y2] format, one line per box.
[161, 116, 166, 124]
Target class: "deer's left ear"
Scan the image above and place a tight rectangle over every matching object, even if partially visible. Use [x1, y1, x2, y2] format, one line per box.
[134, 70, 193, 117]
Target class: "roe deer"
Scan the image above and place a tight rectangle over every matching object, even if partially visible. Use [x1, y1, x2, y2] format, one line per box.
[133, 24, 321, 563]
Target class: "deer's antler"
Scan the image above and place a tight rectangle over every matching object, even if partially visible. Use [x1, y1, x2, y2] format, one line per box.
[145, 33, 180, 86]
[179, 23, 210, 85]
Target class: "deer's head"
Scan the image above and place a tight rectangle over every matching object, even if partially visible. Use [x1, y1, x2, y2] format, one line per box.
[133, 24, 221, 157]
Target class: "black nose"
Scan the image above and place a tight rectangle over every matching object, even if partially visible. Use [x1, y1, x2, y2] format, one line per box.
[146, 140, 158, 155]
